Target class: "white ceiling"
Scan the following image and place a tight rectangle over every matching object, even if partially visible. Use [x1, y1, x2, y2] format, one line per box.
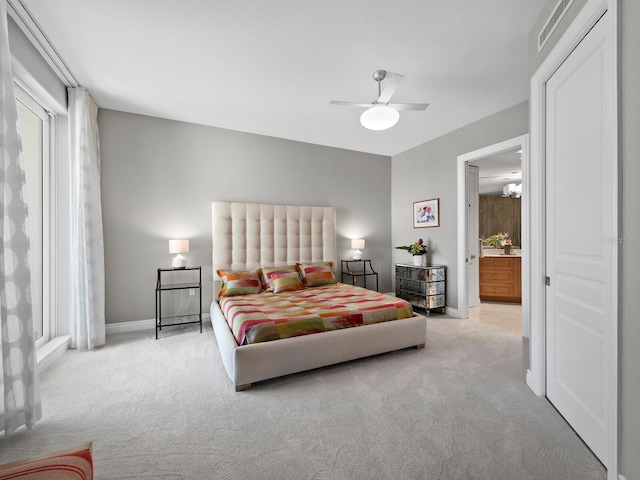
[16, 0, 545, 156]
[471, 147, 522, 196]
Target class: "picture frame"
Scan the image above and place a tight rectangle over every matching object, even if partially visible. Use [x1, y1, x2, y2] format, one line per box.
[413, 198, 440, 228]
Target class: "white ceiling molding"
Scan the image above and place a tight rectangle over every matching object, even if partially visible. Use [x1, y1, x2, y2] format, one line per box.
[7, 0, 79, 87]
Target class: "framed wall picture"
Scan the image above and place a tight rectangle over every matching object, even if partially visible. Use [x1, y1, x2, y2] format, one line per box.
[413, 198, 440, 228]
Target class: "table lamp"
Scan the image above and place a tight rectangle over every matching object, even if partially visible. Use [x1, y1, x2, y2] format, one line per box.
[169, 239, 189, 268]
[351, 238, 365, 260]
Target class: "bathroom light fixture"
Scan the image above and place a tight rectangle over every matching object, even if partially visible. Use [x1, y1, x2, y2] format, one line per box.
[169, 239, 189, 268]
[502, 183, 522, 198]
[360, 105, 400, 130]
[351, 238, 365, 260]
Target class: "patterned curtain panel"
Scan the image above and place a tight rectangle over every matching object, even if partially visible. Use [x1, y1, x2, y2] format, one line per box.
[69, 87, 106, 350]
[0, 0, 42, 436]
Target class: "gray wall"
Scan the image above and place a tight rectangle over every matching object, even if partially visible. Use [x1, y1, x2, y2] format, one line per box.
[620, 0, 640, 477]
[99, 109, 392, 324]
[390, 102, 529, 311]
[530, 1, 640, 478]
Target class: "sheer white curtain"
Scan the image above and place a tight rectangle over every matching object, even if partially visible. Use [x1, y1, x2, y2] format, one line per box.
[0, 0, 42, 436]
[69, 87, 105, 351]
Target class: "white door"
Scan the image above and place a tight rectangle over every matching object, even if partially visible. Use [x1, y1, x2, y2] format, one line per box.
[545, 12, 614, 466]
[467, 164, 480, 307]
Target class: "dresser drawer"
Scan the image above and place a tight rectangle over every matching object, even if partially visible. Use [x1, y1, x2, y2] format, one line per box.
[401, 293, 445, 310]
[396, 278, 445, 295]
[480, 270, 514, 284]
[480, 284, 514, 297]
[479, 257, 514, 270]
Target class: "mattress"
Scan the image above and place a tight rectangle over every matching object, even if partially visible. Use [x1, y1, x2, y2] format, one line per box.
[218, 283, 414, 345]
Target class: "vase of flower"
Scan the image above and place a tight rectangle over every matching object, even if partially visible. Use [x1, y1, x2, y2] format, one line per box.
[483, 232, 514, 255]
[396, 239, 428, 266]
[502, 237, 513, 255]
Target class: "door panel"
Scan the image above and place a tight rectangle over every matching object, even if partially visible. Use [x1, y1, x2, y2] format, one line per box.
[545, 12, 612, 465]
[467, 164, 480, 307]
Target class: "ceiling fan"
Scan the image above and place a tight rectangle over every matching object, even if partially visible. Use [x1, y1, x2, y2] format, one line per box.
[330, 70, 429, 131]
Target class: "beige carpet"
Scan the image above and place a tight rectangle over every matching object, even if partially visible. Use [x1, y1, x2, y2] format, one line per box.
[0, 316, 605, 480]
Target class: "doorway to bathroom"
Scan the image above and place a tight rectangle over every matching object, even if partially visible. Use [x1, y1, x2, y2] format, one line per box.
[471, 147, 523, 334]
[456, 134, 529, 338]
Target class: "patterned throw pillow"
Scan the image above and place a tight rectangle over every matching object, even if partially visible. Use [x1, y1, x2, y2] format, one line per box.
[259, 265, 300, 292]
[217, 270, 262, 297]
[270, 271, 304, 293]
[0, 442, 93, 479]
[297, 261, 337, 287]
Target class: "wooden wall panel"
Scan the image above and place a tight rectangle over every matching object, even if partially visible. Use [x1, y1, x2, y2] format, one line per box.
[479, 196, 522, 247]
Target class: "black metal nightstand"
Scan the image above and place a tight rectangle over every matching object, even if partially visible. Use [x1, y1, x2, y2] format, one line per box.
[155, 266, 202, 339]
[340, 259, 379, 291]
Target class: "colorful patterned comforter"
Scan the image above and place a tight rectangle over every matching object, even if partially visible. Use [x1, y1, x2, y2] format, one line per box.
[218, 283, 414, 345]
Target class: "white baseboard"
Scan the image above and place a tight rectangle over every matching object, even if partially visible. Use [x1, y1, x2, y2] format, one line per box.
[36, 335, 70, 374]
[445, 306, 460, 318]
[106, 314, 211, 335]
[106, 318, 155, 334]
[618, 475, 627, 480]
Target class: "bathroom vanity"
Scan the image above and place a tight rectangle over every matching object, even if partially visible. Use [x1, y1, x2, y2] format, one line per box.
[479, 253, 521, 303]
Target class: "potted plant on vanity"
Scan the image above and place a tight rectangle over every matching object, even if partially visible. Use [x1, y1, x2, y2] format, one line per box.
[396, 238, 428, 266]
[482, 232, 513, 255]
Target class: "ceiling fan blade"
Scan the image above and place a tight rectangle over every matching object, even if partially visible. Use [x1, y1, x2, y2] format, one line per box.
[377, 72, 403, 103]
[389, 103, 430, 111]
[330, 100, 372, 108]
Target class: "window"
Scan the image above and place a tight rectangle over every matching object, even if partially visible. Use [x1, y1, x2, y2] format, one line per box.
[14, 84, 53, 349]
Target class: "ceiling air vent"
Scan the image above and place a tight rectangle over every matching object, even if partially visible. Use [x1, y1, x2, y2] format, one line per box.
[538, 0, 575, 52]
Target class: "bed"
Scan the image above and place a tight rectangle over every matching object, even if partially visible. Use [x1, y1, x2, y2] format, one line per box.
[210, 201, 427, 391]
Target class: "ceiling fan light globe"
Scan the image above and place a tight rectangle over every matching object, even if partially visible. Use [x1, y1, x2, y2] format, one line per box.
[360, 105, 399, 131]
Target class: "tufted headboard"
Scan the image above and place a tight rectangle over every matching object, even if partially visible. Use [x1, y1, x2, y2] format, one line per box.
[211, 202, 337, 289]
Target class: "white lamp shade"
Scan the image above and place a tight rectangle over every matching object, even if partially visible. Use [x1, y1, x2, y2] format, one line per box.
[360, 105, 399, 130]
[169, 239, 189, 254]
[169, 239, 189, 268]
[351, 238, 364, 260]
[351, 239, 365, 249]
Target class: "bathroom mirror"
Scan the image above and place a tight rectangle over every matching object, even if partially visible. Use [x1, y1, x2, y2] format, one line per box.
[479, 196, 521, 247]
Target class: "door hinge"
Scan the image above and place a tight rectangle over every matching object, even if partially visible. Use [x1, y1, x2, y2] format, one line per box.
[545, 276, 551, 286]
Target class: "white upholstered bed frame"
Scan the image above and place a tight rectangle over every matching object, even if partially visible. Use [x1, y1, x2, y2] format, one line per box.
[210, 201, 427, 391]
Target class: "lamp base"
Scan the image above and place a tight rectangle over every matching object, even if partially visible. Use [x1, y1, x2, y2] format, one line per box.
[172, 253, 187, 269]
[352, 250, 362, 260]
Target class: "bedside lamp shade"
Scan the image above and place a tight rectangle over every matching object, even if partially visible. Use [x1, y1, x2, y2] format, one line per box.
[351, 238, 365, 260]
[169, 239, 189, 268]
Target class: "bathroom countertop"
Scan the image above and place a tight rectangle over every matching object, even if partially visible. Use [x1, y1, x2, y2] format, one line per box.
[481, 248, 522, 257]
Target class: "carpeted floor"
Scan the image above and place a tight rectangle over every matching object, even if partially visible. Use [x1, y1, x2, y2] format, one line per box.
[0, 315, 605, 480]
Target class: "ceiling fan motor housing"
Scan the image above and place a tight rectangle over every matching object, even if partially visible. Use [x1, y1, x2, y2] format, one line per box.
[372, 70, 387, 82]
